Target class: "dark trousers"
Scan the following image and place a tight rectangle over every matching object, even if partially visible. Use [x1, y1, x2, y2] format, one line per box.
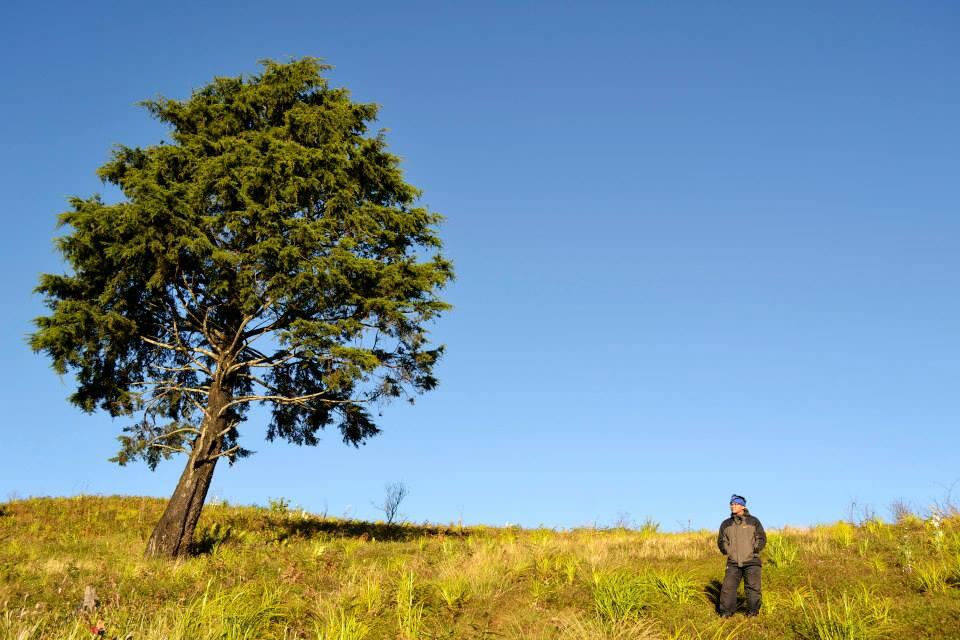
[719, 564, 761, 616]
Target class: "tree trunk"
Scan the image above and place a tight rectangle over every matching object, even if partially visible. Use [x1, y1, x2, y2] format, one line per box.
[144, 383, 229, 558]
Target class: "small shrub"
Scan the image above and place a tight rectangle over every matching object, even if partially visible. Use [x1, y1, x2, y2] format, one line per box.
[373, 482, 409, 525]
[638, 517, 661, 537]
[268, 497, 291, 514]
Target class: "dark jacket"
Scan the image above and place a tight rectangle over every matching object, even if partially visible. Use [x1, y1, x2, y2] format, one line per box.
[717, 509, 766, 567]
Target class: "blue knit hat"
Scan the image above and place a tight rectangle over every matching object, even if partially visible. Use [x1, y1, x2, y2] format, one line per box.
[730, 494, 746, 506]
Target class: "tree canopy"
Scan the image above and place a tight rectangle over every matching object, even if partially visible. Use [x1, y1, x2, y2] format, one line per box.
[31, 58, 452, 556]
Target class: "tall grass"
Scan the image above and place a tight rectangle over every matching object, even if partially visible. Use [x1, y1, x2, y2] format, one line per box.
[592, 568, 700, 618]
[395, 571, 425, 639]
[911, 562, 950, 593]
[313, 609, 370, 640]
[795, 587, 890, 640]
[165, 582, 287, 640]
[557, 613, 661, 640]
[667, 618, 749, 640]
[592, 571, 652, 621]
[650, 570, 701, 604]
[432, 572, 469, 610]
[766, 533, 800, 568]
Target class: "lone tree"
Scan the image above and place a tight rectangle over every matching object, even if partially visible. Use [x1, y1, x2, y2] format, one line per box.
[31, 58, 453, 558]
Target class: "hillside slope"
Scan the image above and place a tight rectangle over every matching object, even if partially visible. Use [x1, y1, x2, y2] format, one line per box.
[1, 496, 958, 639]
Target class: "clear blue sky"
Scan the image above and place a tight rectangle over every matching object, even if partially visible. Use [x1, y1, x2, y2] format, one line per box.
[2, 1, 957, 531]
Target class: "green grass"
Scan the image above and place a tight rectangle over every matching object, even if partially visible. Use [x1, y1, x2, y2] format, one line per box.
[1, 496, 959, 639]
[765, 533, 800, 568]
[795, 587, 890, 640]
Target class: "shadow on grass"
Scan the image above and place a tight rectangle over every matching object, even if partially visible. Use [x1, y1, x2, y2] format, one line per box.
[704, 579, 747, 615]
[191, 515, 473, 555]
[273, 517, 472, 542]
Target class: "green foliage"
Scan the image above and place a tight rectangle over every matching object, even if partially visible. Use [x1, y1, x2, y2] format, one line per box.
[31, 57, 453, 470]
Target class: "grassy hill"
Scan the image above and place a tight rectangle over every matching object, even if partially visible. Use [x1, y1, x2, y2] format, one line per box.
[1, 496, 958, 639]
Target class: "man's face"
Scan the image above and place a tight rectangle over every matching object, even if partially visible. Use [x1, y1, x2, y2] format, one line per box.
[730, 502, 745, 516]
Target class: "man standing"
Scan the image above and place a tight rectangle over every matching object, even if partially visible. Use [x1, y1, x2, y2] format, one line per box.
[717, 494, 766, 617]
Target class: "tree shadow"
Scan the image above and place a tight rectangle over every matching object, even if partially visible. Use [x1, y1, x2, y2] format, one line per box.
[191, 515, 473, 555]
[277, 517, 473, 543]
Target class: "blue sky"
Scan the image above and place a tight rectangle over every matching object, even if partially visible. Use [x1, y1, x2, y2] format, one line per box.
[1, 1, 958, 531]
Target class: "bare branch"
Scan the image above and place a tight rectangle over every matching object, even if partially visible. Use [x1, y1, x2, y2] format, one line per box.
[156, 426, 202, 439]
[225, 305, 265, 359]
[139, 335, 217, 365]
[148, 443, 189, 455]
[210, 445, 242, 461]
[130, 380, 212, 396]
[225, 348, 300, 374]
[217, 391, 363, 416]
[216, 420, 240, 438]
[157, 363, 203, 374]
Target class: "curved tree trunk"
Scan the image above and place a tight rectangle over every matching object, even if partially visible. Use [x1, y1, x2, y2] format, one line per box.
[145, 383, 229, 558]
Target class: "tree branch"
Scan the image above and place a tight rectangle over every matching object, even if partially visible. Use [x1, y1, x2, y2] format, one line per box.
[210, 445, 242, 461]
[217, 391, 363, 416]
[139, 335, 217, 365]
[148, 443, 190, 455]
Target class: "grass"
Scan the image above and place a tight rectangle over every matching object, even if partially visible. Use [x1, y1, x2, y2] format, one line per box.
[0, 496, 959, 639]
[765, 533, 799, 568]
[795, 587, 891, 640]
